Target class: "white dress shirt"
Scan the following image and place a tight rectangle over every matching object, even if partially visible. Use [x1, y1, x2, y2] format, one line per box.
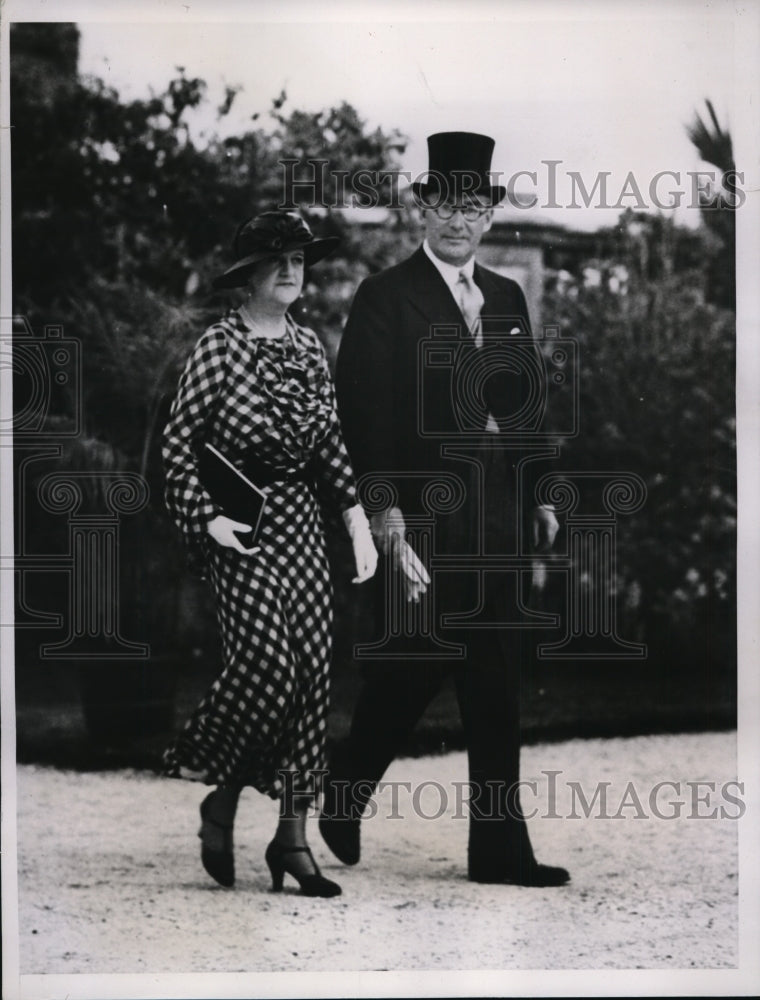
[422, 238, 477, 296]
[422, 239, 499, 432]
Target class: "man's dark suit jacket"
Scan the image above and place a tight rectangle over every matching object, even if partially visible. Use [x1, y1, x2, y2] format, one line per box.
[336, 245, 543, 536]
[330, 247, 554, 880]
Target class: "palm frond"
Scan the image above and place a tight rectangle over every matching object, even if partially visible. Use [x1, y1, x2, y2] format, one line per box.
[686, 99, 734, 172]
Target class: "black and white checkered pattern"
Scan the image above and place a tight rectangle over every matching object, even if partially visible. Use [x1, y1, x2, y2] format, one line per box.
[162, 310, 356, 797]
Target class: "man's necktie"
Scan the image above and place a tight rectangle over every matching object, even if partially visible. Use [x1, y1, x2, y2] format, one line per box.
[458, 269, 499, 431]
[457, 270, 484, 348]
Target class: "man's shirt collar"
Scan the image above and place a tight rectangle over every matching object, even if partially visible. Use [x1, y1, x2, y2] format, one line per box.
[422, 239, 476, 294]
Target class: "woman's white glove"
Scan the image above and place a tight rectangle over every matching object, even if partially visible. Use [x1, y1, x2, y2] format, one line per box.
[342, 504, 378, 583]
[208, 514, 260, 555]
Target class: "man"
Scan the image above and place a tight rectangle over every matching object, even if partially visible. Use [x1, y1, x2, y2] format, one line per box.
[321, 132, 569, 887]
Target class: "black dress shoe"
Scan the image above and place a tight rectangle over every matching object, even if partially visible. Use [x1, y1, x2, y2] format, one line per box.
[470, 862, 571, 887]
[198, 792, 235, 888]
[318, 811, 361, 866]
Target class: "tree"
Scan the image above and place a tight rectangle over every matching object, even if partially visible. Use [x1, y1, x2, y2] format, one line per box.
[685, 99, 736, 309]
[10, 22, 415, 490]
[10, 24, 418, 741]
[542, 210, 736, 671]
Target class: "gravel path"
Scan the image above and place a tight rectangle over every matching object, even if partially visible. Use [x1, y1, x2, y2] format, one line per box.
[14, 731, 739, 975]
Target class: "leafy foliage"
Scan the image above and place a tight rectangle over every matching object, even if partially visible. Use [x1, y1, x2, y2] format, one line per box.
[685, 99, 736, 308]
[10, 24, 417, 672]
[10, 25, 736, 694]
[543, 210, 735, 662]
[10, 23, 415, 492]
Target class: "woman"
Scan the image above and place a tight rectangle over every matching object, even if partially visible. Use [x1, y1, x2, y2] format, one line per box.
[162, 210, 377, 898]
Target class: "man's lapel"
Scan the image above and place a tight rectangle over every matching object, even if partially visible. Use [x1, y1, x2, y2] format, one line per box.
[474, 262, 511, 312]
[474, 262, 530, 335]
[401, 247, 528, 335]
[403, 247, 464, 327]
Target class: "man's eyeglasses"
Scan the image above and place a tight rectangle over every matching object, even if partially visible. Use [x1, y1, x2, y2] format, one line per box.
[428, 202, 490, 222]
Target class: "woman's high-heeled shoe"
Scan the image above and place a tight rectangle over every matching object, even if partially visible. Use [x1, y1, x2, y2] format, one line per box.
[265, 840, 342, 897]
[198, 792, 235, 887]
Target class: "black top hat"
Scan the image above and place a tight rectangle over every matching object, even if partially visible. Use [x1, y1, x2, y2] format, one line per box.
[412, 131, 506, 206]
[212, 211, 340, 290]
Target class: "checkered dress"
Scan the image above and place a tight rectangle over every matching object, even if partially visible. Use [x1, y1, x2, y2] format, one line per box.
[162, 310, 356, 798]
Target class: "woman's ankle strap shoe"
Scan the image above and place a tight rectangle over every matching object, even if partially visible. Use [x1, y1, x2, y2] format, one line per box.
[265, 841, 342, 897]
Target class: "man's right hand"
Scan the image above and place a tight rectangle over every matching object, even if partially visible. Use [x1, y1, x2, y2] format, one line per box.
[369, 505, 406, 556]
[208, 514, 260, 555]
[370, 506, 430, 602]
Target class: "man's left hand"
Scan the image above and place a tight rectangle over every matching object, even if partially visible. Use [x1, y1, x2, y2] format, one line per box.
[531, 505, 559, 552]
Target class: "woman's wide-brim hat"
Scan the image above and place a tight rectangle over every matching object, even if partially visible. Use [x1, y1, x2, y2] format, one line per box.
[411, 131, 506, 207]
[212, 210, 340, 290]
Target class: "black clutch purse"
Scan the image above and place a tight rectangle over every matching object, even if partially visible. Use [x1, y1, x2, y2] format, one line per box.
[198, 443, 267, 544]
